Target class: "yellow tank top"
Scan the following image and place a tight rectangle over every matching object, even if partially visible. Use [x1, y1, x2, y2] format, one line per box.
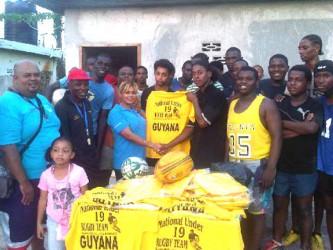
[146, 91, 195, 159]
[227, 95, 271, 160]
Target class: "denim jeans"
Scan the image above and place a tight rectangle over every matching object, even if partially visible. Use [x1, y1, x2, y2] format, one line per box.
[46, 216, 66, 250]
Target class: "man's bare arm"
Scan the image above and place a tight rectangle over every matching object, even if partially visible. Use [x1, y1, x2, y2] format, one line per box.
[261, 99, 282, 189]
[42, 81, 60, 102]
[282, 120, 319, 135]
[187, 92, 208, 128]
[96, 109, 109, 160]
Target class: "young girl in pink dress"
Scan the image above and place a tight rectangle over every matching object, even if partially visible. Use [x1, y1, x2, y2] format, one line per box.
[36, 137, 89, 249]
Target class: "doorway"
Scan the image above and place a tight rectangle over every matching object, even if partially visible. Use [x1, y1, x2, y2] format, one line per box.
[80, 44, 141, 77]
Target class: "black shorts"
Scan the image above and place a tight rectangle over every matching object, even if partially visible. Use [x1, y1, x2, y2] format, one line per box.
[318, 170, 333, 196]
[0, 179, 40, 245]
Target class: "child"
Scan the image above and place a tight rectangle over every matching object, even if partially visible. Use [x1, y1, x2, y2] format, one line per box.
[37, 137, 89, 249]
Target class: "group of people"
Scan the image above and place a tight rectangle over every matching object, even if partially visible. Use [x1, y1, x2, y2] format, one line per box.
[0, 32, 332, 250]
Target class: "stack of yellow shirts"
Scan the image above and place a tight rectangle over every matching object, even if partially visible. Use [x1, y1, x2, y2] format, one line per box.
[66, 187, 161, 250]
[65, 171, 249, 250]
[112, 169, 249, 220]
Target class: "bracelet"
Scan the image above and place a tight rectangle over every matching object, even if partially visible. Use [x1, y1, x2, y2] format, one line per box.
[143, 139, 147, 146]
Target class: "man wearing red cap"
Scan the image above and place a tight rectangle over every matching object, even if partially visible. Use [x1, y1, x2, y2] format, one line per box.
[54, 69, 109, 188]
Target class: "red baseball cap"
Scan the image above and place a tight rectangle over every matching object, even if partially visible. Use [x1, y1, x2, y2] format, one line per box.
[68, 69, 92, 81]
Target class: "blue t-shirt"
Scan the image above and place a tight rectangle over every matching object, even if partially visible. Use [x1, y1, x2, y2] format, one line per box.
[107, 104, 146, 170]
[0, 92, 60, 179]
[59, 76, 68, 88]
[171, 78, 182, 91]
[170, 78, 193, 91]
[318, 96, 333, 175]
[88, 80, 114, 135]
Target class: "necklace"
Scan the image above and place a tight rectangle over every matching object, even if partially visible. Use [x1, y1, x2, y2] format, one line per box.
[51, 164, 73, 225]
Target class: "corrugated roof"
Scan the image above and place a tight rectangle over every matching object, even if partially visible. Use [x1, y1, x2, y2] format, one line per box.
[31, 0, 320, 15]
[0, 39, 63, 58]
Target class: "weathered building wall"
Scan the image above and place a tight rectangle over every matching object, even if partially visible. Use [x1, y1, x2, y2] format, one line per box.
[64, 1, 333, 81]
[0, 49, 59, 93]
[0, 39, 63, 94]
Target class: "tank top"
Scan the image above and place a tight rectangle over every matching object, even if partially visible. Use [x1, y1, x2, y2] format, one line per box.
[227, 95, 271, 160]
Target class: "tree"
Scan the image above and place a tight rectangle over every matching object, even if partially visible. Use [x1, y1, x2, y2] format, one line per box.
[0, 11, 66, 79]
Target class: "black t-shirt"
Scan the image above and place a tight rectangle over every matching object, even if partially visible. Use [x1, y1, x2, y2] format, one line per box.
[141, 85, 173, 111]
[220, 71, 236, 98]
[277, 96, 323, 174]
[258, 79, 286, 100]
[190, 84, 227, 169]
[55, 92, 97, 169]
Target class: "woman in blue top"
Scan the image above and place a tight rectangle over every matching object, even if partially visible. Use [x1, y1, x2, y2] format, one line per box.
[107, 81, 161, 180]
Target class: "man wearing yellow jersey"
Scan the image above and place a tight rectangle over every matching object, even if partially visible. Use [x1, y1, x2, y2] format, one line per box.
[142, 59, 194, 166]
[226, 66, 282, 250]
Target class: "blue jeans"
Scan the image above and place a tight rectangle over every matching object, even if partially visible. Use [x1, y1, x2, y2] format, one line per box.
[46, 216, 65, 250]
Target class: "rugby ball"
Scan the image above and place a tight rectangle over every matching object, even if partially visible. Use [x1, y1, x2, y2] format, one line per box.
[155, 151, 194, 184]
[121, 157, 149, 179]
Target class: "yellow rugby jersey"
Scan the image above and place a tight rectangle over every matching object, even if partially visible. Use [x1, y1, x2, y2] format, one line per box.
[146, 91, 195, 159]
[227, 95, 271, 160]
[66, 195, 158, 250]
[141, 212, 243, 250]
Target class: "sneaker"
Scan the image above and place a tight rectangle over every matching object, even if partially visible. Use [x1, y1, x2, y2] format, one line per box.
[282, 229, 300, 246]
[263, 240, 284, 250]
[312, 233, 324, 250]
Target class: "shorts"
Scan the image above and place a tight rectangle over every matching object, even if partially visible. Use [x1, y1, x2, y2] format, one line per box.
[318, 170, 333, 196]
[230, 158, 273, 215]
[273, 171, 318, 197]
[0, 179, 40, 248]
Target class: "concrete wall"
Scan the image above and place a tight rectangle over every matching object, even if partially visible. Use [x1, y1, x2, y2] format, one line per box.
[64, 1, 333, 82]
[0, 50, 58, 94]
